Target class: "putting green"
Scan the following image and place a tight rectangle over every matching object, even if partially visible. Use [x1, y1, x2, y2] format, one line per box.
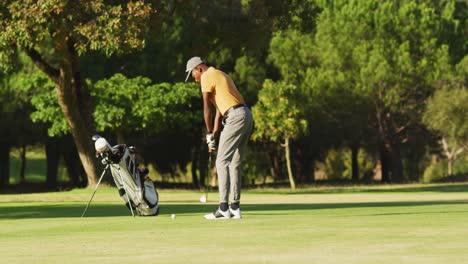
[1, 184, 468, 264]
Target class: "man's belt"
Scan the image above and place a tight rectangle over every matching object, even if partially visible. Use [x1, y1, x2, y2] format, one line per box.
[223, 103, 247, 117]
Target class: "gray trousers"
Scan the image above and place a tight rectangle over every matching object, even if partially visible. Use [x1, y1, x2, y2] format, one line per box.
[216, 106, 253, 204]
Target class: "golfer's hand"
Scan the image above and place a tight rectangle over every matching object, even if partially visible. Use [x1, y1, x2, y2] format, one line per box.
[206, 133, 216, 152]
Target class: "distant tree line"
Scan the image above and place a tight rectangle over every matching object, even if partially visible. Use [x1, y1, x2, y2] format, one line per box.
[0, 0, 466, 189]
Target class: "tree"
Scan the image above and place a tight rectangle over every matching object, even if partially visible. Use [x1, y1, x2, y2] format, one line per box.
[7, 67, 50, 185]
[423, 57, 468, 175]
[91, 74, 203, 185]
[252, 80, 307, 189]
[74, 1, 321, 186]
[0, 77, 17, 187]
[230, 55, 266, 107]
[267, 29, 325, 182]
[92, 74, 152, 143]
[10, 62, 86, 188]
[309, 0, 462, 182]
[133, 81, 203, 184]
[268, 29, 315, 85]
[0, 62, 46, 187]
[0, 0, 153, 186]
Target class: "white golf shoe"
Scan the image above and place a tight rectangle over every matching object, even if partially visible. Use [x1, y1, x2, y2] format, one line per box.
[229, 207, 242, 219]
[204, 207, 232, 220]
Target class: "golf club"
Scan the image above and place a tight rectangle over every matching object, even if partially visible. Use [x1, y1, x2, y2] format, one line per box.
[206, 152, 212, 200]
[200, 150, 212, 211]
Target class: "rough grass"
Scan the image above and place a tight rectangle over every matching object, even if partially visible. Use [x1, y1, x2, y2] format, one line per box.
[1, 184, 468, 263]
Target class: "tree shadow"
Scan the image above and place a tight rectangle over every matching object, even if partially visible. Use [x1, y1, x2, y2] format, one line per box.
[0, 204, 129, 219]
[1, 199, 467, 219]
[251, 183, 468, 195]
[242, 200, 468, 212]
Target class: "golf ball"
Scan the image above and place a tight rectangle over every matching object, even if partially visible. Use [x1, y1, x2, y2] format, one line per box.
[171, 214, 176, 219]
[200, 195, 207, 203]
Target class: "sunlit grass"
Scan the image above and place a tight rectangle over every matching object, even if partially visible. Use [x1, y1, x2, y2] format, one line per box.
[2, 186, 468, 263]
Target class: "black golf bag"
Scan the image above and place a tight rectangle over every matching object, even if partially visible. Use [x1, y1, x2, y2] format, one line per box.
[93, 136, 159, 216]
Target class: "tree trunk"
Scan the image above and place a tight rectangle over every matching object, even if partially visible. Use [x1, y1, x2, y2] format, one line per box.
[390, 142, 404, 182]
[284, 137, 296, 190]
[62, 144, 86, 187]
[0, 144, 10, 187]
[116, 128, 125, 144]
[19, 145, 27, 184]
[440, 137, 464, 177]
[309, 160, 316, 181]
[45, 137, 60, 189]
[351, 144, 359, 181]
[379, 141, 404, 183]
[306, 160, 315, 182]
[25, 38, 98, 187]
[379, 144, 391, 183]
[269, 146, 281, 181]
[56, 38, 97, 186]
[448, 158, 454, 176]
[375, 97, 403, 183]
[57, 135, 85, 187]
[294, 144, 312, 183]
[55, 78, 97, 186]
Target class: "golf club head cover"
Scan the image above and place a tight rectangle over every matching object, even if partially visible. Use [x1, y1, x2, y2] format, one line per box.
[95, 137, 112, 154]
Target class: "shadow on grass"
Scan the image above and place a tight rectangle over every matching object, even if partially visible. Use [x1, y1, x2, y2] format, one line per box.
[1, 199, 467, 219]
[250, 183, 468, 195]
[2, 181, 468, 195]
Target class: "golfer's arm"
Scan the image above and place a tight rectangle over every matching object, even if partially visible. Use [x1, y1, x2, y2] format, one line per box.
[202, 92, 213, 133]
[213, 109, 222, 136]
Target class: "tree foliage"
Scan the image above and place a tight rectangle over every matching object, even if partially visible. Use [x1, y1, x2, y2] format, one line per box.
[268, 30, 315, 85]
[230, 55, 266, 106]
[16, 71, 67, 137]
[422, 83, 467, 176]
[0, 0, 153, 68]
[423, 86, 468, 149]
[252, 80, 307, 143]
[0, 0, 154, 186]
[91, 74, 152, 140]
[1, 0, 467, 187]
[252, 79, 307, 189]
[302, 0, 465, 182]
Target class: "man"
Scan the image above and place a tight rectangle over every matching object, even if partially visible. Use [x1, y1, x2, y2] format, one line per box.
[185, 56, 253, 219]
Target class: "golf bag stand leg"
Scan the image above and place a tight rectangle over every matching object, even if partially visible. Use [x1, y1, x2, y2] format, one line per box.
[81, 164, 110, 217]
[118, 167, 135, 217]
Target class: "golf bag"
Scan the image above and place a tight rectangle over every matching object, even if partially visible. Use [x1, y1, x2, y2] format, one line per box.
[93, 136, 159, 216]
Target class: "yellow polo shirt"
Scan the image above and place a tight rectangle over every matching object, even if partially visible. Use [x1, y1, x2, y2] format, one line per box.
[201, 67, 245, 115]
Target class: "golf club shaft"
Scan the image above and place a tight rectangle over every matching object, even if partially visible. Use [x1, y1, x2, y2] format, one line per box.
[206, 153, 212, 198]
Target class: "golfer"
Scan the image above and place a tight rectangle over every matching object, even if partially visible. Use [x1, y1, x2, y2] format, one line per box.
[185, 56, 253, 219]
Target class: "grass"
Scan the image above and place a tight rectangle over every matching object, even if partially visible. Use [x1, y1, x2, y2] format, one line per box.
[2, 184, 468, 263]
[9, 149, 70, 184]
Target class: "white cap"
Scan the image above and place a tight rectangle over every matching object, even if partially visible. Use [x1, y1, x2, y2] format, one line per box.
[185, 56, 204, 82]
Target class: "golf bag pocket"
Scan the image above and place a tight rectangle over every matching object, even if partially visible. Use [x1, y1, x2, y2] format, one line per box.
[143, 180, 159, 207]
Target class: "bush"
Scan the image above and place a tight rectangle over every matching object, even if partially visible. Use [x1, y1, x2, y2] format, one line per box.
[422, 162, 447, 183]
[317, 148, 376, 181]
[422, 155, 468, 183]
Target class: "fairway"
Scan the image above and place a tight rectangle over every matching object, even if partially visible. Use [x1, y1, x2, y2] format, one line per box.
[2, 184, 468, 264]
